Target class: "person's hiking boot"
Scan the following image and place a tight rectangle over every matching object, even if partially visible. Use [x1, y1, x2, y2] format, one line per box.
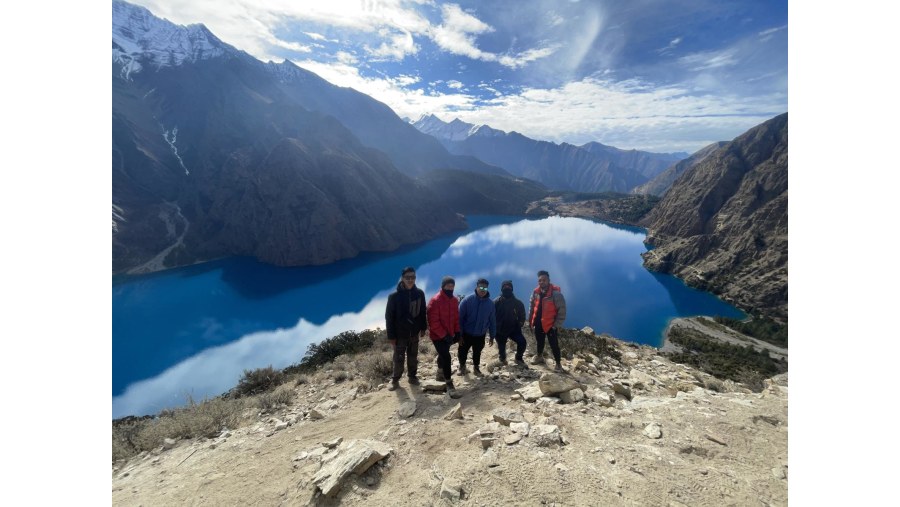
[387, 379, 400, 391]
[408, 375, 420, 385]
[515, 358, 527, 368]
[530, 354, 544, 365]
[446, 380, 461, 399]
[436, 370, 446, 382]
[554, 362, 564, 372]
[498, 358, 508, 366]
[456, 366, 468, 376]
[473, 368, 484, 377]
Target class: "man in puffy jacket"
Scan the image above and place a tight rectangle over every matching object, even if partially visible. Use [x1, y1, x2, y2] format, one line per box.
[528, 270, 567, 371]
[458, 278, 497, 376]
[427, 276, 462, 398]
[384, 266, 427, 391]
[493, 280, 527, 366]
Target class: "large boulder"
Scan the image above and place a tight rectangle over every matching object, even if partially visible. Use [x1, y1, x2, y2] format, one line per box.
[539, 373, 581, 396]
[559, 388, 585, 404]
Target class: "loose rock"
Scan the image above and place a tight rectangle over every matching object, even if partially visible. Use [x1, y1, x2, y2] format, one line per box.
[559, 388, 585, 404]
[440, 478, 463, 501]
[397, 401, 417, 419]
[444, 403, 464, 421]
[492, 410, 525, 426]
[532, 424, 562, 447]
[643, 423, 663, 439]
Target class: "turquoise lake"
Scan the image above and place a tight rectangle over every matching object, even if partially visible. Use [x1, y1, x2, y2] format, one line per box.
[112, 215, 743, 417]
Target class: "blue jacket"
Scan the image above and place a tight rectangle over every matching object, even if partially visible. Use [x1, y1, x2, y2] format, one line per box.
[459, 291, 497, 338]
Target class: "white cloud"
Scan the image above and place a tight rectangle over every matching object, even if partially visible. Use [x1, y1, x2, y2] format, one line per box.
[679, 48, 739, 71]
[758, 24, 787, 43]
[447, 80, 464, 89]
[657, 36, 682, 54]
[335, 51, 358, 64]
[428, 3, 556, 68]
[294, 56, 783, 152]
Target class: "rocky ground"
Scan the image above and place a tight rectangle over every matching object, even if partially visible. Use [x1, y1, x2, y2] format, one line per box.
[111, 331, 788, 506]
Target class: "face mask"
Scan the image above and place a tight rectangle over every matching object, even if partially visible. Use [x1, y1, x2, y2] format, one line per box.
[501, 288, 513, 297]
[443, 289, 454, 298]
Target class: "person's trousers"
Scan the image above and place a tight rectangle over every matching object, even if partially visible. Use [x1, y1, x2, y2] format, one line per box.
[432, 339, 453, 382]
[534, 326, 561, 363]
[392, 336, 419, 380]
[497, 328, 527, 361]
[458, 333, 486, 369]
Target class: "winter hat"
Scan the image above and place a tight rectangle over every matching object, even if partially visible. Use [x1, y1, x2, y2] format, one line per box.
[401, 266, 416, 276]
[441, 276, 456, 288]
[501, 280, 513, 290]
[476, 278, 489, 287]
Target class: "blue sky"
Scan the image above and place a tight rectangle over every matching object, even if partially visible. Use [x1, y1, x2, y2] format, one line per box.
[127, 0, 786, 153]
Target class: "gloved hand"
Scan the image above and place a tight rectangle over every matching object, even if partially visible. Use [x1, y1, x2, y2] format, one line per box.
[443, 334, 453, 344]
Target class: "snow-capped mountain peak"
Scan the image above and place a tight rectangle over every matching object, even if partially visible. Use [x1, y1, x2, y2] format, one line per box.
[411, 114, 501, 142]
[112, 0, 232, 77]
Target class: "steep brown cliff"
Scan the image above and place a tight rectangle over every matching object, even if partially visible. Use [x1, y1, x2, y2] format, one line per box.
[639, 113, 787, 321]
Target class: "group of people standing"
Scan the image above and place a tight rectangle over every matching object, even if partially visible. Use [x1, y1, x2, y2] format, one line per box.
[384, 267, 567, 398]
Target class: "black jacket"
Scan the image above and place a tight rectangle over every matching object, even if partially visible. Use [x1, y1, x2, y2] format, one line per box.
[493, 294, 526, 338]
[385, 282, 427, 339]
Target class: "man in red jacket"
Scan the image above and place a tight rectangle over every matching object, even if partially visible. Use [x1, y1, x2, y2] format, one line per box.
[427, 276, 462, 398]
[528, 270, 567, 371]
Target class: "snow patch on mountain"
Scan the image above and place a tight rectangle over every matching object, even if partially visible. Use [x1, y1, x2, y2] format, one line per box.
[161, 125, 189, 175]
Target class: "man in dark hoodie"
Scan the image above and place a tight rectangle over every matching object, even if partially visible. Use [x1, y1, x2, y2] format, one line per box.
[457, 277, 497, 376]
[385, 266, 427, 391]
[492, 280, 528, 366]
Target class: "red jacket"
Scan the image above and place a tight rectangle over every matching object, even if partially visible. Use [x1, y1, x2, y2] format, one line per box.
[529, 284, 567, 333]
[427, 290, 460, 341]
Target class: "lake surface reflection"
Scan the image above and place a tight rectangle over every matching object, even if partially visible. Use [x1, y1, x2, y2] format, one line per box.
[112, 215, 742, 417]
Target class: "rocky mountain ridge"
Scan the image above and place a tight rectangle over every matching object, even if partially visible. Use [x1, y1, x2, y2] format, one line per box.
[632, 141, 728, 197]
[640, 113, 788, 321]
[111, 328, 788, 505]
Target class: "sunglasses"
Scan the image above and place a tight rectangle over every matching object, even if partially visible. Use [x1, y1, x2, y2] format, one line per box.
[477, 286, 488, 291]
[403, 275, 416, 280]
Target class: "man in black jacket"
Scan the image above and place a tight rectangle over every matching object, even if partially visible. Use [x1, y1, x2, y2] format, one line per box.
[492, 280, 528, 366]
[385, 266, 427, 390]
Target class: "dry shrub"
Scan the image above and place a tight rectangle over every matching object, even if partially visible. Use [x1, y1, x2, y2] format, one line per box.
[419, 339, 435, 357]
[114, 397, 246, 463]
[235, 366, 285, 397]
[703, 377, 725, 393]
[330, 369, 352, 383]
[735, 367, 767, 393]
[294, 374, 309, 386]
[256, 384, 295, 412]
[357, 351, 394, 381]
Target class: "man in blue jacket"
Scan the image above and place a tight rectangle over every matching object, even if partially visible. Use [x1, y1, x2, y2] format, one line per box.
[458, 278, 497, 376]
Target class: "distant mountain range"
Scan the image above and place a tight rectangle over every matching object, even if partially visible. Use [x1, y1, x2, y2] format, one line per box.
[640, 113, 788, 320]
[412, 114, 687, 193]
[113, 0, 482, 273]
